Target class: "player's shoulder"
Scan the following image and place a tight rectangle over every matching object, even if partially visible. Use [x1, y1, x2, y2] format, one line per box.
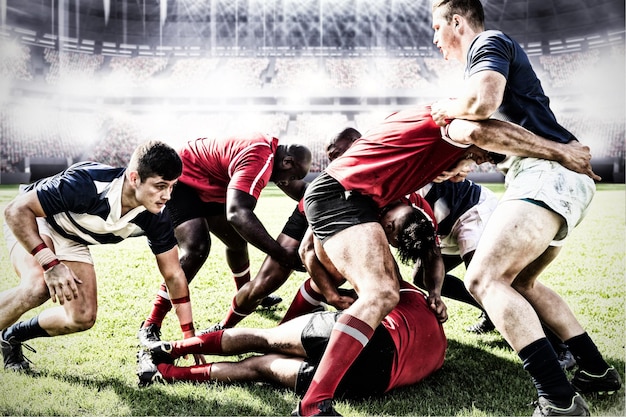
[474, 30, 519, 51]
[65, 161, 125, 181]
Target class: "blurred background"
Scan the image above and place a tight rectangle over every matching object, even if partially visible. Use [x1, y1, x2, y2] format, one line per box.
[0, 0, 624, 183]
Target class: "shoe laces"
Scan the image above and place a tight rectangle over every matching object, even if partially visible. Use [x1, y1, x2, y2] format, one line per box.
[3, 338, 36, 366]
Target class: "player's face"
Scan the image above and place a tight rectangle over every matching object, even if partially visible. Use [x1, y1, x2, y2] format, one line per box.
[432, 9, 461, 61]
[135, 175, 177, 214]
[326, 139, 352, 162]
[271, 159, 309, 187]
[379, 202, 414, 248]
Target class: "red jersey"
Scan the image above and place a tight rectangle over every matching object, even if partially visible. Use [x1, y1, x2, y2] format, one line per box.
[325, 106, 470, 208]
[383, 280, 447, 392]
[178, 133, 278, 203]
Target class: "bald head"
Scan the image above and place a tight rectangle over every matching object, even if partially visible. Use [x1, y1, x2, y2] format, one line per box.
[327, 127, 361, 161]
[271, 143, 312, 186]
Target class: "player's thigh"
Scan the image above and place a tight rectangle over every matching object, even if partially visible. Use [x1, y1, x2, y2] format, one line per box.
[62, 260, 98, 318]
[322, 222, 399, 295]
[207, 214, 247, 250]
[175, 217, 210, 251]
[466, 200, 562, 285]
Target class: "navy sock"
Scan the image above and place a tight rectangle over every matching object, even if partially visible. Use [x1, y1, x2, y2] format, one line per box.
[565, 332, 610, 374]
[519, 338, 576, 406]
[4, 316, 50, 342]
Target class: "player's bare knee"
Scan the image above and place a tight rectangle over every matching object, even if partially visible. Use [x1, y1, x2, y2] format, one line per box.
[511, 278, 535, 294]
[69, 307, 97, 331]
[465, 275, 487, 302]
[184, 239, 210, 261]
[366, 286, 399, 315]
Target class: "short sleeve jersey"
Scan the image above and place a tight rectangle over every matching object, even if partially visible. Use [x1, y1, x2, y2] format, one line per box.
[325, 106, 470, 208]
[177, 133, 279, 203]
[383, 280, 447, 391]
[416, 180, 482, 236]
[29, 162, 177, 255]
[467, 30, 576, 143]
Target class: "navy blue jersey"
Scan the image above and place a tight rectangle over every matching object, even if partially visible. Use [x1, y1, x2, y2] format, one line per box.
[467, 30, 577, 144]
[417, 181, 482, 237]
[26, 161, 177, 255]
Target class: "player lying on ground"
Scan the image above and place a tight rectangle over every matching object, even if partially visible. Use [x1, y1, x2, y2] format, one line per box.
[137, 280, 446, 401]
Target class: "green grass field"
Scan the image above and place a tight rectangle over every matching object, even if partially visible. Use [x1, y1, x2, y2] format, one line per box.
[0, 183, 624, 416]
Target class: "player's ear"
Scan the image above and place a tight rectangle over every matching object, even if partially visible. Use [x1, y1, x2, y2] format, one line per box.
[128, 170, 141, 186]
[282, 156, 294, 169]
[453, 15, 461, 29]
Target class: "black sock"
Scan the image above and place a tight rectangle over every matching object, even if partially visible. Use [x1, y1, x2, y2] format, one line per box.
[565, 332, 610, 374]
[4, 316, 50, 342]
[519, 338, 576, 406]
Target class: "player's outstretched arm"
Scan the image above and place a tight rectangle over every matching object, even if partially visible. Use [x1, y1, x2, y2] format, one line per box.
[226, 189, 303, 270]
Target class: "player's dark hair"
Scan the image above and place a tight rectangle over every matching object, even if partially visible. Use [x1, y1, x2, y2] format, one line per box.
[396, 208, 438, 265]
[432, 0, 485, 29]
[328, 127, 362, 151]
[130, 140, 182, 181]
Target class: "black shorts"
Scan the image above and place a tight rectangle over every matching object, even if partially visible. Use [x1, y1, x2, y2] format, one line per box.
[281, 205, 308, 241]
[303, 172, 379, 243]
[166, 182, 225, 227]
[295, 311, 394, 399]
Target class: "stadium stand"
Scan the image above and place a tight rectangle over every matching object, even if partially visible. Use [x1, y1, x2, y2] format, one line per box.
[0, 36, 624, 183]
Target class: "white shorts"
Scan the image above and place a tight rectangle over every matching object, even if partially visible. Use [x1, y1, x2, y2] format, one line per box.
[439, 186, 499, 257]
[500, 157, 596, 242]
[4, 218, 94, 265]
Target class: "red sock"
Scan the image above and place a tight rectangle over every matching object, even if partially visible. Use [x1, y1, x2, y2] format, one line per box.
[145, 283, 172, 327]
[233, 265, 251, 290]
[158, 362, 213, 382]
[280, 278, 325, 324]
[170, 330, 224, 357]
[300, 314, 374, 416]
[222, 298, 254, 328]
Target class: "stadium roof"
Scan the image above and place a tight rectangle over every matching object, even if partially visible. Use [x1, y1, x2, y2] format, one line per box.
[4, 0, 625, 55]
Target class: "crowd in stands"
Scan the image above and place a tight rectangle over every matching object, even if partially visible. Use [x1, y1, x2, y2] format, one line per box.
[3, 45, 621, 98]
[538, 49, 601, 88]
[43, 48, 104, 85]
[106, 56, 169, 86]
[0, 41, 33, 82]
[0, 106, 99, 173]
[269, 57, 331, 90]
[1, 44, 623, 180]
[1, 103, 623, 177]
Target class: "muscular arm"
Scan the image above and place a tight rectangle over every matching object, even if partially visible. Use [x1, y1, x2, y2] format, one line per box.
[446, 118, 600, 180]
[431, 71, 506, 125]
[226, 189, 301, 269]
[420, 246, 448, 323]
[432, 68, 599, 180]
[4, 190, 82, 304]
[4, 191, 48, 252]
